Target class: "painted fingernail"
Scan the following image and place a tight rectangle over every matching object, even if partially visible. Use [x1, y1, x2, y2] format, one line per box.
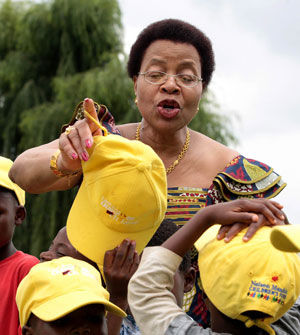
[81, 152, 89, 161]
[84, 98, 89, 103]
[71, 153, 78, 160]
[85, 139, 92, 148]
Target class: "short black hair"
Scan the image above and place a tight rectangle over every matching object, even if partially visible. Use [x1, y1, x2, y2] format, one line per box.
[127, 18, 215, 89]
[0, 186, 18, 204]
[147, 219, 191, 273]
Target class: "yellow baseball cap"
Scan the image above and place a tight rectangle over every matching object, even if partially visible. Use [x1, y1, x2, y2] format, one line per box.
[0, 156, 25, 205]
[67, 134, 167, 269]
[196, 226, 300, 332]
[270, 225, 300, 252]
[16, 256, 126, 327]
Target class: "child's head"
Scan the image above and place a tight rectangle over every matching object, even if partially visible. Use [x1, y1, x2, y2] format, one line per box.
[40, 226, 97, 268]
[196, 226, 300, 334]
[0, 157, 26, 248]
[16, 256, 126, 335]
[147, 219, 195, 307]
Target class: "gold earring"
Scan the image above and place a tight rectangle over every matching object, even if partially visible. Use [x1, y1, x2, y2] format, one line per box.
[135, 98, 138, 105]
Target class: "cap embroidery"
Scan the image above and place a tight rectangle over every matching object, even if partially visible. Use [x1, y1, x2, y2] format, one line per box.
[100, 197, 137, 225]
[50, 264, 98, 280]
[247, 280, 287, 305]
[62, 270, 71, 275]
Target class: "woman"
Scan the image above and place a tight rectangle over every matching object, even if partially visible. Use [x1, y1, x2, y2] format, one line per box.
[9, 19, 286, 327]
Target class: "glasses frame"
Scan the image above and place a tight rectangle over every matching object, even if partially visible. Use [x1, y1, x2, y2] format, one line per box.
[138, 71, 203, 88]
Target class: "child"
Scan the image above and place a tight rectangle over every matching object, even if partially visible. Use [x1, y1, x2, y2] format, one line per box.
[16, 256, 126, 335]
[128, 198, 300, 335]
[39, 226, 97, 268]
[116, 219, 195, 335]
[0, 156, 39, 335]
[39, 220, 194, 335]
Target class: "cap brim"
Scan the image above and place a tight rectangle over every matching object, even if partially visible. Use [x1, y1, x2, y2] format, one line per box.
[32, 289, 126, 321]
[270, 225, 300, 252]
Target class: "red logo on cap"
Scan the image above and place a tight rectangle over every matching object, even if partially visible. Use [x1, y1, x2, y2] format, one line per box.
[272, 276, 279, 282]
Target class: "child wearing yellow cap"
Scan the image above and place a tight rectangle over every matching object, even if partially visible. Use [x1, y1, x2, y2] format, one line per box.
[0, 157, 39, 335]
[128, 198, 300, 335]
[16, 256, 126, 335]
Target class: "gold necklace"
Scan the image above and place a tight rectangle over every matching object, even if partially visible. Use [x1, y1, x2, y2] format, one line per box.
[135, 123, 190, 175]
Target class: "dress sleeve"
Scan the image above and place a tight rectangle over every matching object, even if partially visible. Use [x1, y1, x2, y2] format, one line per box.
[206, 155, 286, 206]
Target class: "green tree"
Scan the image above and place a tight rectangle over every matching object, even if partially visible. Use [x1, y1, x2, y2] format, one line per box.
[0, 0, 237, 256]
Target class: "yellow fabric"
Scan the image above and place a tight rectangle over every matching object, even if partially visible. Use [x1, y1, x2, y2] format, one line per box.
[0, 156, 25, 205]
[67, 134, 167, 267]
[84, 109, 108, 136]
[237, 315, 275, 335]
[16, 257, 126, 327]
[197, 226, 300, 325]
[271, 225, 300, 252]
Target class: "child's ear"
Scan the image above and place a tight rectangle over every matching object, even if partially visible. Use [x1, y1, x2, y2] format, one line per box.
[22, 325, 34, 335]
[15, 205, 26, 226]
[184, 267, 196, 293]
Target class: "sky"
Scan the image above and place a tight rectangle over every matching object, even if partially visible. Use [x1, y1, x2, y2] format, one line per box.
[118, 0, 300, 224]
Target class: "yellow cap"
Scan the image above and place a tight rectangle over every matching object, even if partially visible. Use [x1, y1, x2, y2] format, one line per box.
[67, 134, 167, 268]
[0, 156, 25, 205]
[16, 256, 126, 327]
[271, 225, 300, 252]
[197, 226, 300, 329]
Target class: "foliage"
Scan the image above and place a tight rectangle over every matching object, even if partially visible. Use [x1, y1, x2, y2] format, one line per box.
[190, 90, 238, 146]
[0, 0, 237, 256]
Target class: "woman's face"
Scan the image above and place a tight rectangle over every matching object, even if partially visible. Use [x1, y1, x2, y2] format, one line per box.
[134, 40, 203, 132]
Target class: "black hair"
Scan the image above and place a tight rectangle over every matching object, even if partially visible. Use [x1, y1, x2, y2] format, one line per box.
[0, 186, 18, 204]
[127, 18, 215, 89]
[147, 219, 191, 273]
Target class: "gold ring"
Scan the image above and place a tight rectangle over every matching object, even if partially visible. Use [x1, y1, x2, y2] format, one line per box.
[65, 125, 75, 135]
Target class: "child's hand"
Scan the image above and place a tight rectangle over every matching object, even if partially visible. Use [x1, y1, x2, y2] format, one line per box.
[204, 198, 285, 242]
[104, 239, 139, 304]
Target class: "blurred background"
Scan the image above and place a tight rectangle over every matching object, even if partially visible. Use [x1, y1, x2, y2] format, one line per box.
[0, 0, 299, 256]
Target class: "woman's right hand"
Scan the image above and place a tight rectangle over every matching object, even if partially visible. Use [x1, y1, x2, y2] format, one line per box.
[57, 98, 102, 172]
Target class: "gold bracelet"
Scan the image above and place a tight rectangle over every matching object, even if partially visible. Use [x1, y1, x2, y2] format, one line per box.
[50, 149, 81, 178]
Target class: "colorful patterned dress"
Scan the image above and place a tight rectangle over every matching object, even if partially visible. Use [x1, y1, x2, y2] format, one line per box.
[165, 155, 286, 327]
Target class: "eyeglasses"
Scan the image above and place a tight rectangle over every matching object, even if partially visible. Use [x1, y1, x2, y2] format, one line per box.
[138, 71, 203, 88]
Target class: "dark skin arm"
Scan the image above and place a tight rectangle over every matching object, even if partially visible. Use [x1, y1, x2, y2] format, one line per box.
[162, 198, 285, 257]
[104, 239, 139, 335]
